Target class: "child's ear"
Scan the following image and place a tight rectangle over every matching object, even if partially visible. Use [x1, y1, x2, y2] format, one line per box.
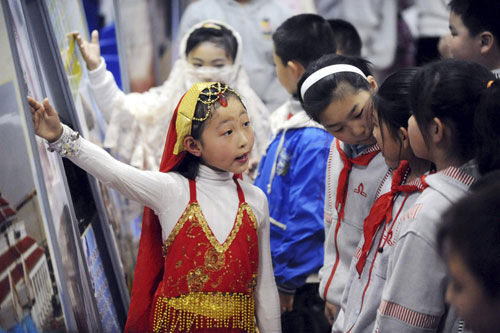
[287, 60, 306, 81]
[398, 127, 410, 150]
[183, 136, 202, 157]
[367, 75, 378, 93]
[479, 31, 495, 54]
[430, 117, 444, 144]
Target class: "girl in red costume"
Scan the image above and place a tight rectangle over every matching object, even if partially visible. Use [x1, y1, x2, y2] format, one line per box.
[28, 82, 280, 332]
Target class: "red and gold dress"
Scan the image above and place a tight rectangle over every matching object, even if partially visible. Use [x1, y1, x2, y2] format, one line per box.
[151, 178, 259, 332]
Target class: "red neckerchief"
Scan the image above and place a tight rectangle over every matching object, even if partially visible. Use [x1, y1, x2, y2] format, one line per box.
[355, 160, 423, 275]
[335, 139, 380, 224]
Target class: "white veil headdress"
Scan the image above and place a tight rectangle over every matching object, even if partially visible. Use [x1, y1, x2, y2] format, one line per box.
[104, 20, 270, 171]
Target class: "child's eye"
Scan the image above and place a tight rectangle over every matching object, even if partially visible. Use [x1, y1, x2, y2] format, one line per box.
[243, 121, 250, 127]
[355, 109, 364, 119]
[223, 130, 233, 136]
[332, 127, 344, 133]
[214, 64, 225, 68]
[193, 63, 203, 67]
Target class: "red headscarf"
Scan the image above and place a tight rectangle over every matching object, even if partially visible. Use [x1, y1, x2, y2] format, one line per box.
[124, 94, 186, 332]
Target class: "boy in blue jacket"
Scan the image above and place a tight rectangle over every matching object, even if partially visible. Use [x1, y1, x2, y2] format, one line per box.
[254, 14, 335, 332]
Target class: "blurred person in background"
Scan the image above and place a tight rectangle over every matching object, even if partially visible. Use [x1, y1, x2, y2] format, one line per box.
[177, 0, 293, 112]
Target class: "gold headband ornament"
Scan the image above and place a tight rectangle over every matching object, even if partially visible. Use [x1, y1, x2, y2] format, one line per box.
[173, 82, 240, 154]
[487, 80, 495, 88]
[200, 22, 221, 30]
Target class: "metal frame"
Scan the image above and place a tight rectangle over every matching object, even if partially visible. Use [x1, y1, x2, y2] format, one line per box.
[19, 0, 131, 329]
[1, 0, 83, 330]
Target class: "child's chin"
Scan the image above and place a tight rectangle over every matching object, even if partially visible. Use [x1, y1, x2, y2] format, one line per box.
[231, 164, 249, 175]
[384, 159, 400, 169]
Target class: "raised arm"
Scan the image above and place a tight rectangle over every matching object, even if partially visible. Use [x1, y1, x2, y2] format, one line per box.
[74, 30, 101, 71]
[28, 97, 171, 213]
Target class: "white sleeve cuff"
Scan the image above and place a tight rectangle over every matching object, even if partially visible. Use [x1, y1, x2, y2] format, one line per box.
[47, 124, 81, 157]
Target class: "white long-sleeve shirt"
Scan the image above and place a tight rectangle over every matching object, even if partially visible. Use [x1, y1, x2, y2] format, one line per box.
[50, 125, 281, 332]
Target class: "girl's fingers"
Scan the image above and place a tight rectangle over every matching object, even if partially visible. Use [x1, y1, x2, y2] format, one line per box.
[33, 110, 40, 126]
[91, 30, 99, 44]
[42, 98, 57, 116]
[75, 34, 82, 46]
[27, 96, 45, 116]
[27, 96, 40, 108]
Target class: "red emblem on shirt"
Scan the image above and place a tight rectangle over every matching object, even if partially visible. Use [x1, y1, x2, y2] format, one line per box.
[354, 183, 368, 197]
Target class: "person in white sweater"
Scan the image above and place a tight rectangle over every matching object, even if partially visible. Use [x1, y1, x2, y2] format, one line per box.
[74, 20, 270, 172]
[27, 82, 280, 332]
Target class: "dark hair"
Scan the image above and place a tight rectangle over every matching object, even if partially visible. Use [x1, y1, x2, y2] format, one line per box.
[449, 0, 500, 51]
[438, 171, 500, 299]
[273, 14, 336, 69]
[372, 68, 417, 148]
[176, 84, 244, 180]
[474, 77, 500, 174]
[185, 24, 238, 61]
[328, 19, 362, 57]
[409, 59, 499, 173]
[298, 53, 373, 122]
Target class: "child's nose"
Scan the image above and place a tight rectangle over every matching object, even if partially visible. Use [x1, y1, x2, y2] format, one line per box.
[239, 131, 249, 147]
[351, 125, 365, 137]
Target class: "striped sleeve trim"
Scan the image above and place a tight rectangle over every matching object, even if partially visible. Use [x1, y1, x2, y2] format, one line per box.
[441, 166, 476, 187]
[354, 246, 362, 260]
[378, 300, 441, 329]
[375, 168, 393, 199]
[364, 143, 381, 154]
[325, 139, 337, 216]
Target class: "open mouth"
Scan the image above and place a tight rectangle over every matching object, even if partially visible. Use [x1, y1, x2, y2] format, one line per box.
[235, 153, 249, 163]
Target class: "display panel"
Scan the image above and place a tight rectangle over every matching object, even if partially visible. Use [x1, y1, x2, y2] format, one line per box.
[1, 0, 132, 329]
[0, 2, 76, 330]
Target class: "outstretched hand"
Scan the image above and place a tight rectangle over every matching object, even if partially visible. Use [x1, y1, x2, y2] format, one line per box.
[27, 97, 63, 142]
[73, 30, 101, 70]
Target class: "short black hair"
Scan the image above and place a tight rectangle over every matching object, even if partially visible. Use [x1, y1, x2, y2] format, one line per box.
[328, 19, 362, 57]
[438, 171, 500, 299]
[449, 0, 500, 51]
[273, 14, 336, 69]
[185, 24, 238, 61]
[372, 68, 417, 144]
[298, 53, 372, 122]
[409, 59, 499, 173]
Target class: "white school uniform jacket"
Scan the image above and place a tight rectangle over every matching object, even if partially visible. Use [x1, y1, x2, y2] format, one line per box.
[374, 162, 479, 332]
[319, 139, 390, 306]
[333, 172, 425, 333]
